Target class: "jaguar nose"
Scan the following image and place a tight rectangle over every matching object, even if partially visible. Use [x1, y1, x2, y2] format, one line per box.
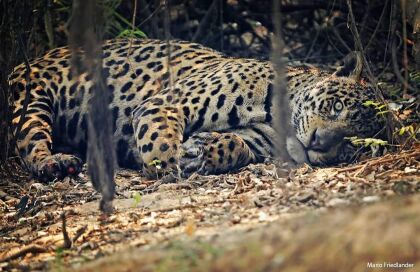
[309, 129, 341, 152]
[309, 129, 324, 151]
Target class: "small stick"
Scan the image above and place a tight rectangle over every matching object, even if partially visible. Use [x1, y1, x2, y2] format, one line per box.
[337, 150, 420, 173]
[61, 212, 72, 249]
[192, 0, 218, 42]
[72, 225, 88, 244]
[0, 244, 46, 262]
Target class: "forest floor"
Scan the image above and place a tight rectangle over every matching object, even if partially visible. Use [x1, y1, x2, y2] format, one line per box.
[0, 145, 419, 271]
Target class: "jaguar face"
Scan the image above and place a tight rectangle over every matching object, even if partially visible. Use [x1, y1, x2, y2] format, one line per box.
[287, 53, 383, 166]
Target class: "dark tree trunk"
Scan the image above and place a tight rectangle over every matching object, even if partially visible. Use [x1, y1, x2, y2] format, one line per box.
[68, 0, 116, 213]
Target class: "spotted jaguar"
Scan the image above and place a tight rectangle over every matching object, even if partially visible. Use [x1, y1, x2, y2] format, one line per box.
[9, 39, 381, 181]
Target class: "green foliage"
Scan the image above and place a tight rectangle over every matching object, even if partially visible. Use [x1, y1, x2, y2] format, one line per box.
[409, 71, 420, 85]
[131, 191, 142, 207]
[397, 125, 415, 136]
[362, 100, 389, 116]
[148, 159, 162, 169]
[395, 125, 419, 142]
[54, 0, 146, 39]
[117, 29, 147, 39]
[345, 136, 388, 147]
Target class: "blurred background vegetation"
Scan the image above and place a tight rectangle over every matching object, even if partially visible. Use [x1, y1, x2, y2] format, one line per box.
[0, 0, 419, 172]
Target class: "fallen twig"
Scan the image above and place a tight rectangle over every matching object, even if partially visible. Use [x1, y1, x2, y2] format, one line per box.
[61, 212, 72, 249]
[0, 244, 46, 262]
[72, 225, 88, 244]
[337, 149, 420, 173]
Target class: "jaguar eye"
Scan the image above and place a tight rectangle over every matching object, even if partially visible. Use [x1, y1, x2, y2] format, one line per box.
[333, 100, 343, 112]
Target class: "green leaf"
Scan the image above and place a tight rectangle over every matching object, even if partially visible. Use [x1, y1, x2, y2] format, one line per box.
[148, 159, 162, 169]
[132, 192, 142, 206]
[376, 110, 390, 116]
[117, 29, 147, 38]
[376, 104, 386, 110]
[345, 136, 388, 147]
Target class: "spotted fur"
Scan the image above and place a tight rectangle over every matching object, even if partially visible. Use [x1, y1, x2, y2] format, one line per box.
[9, 39, 381, 180]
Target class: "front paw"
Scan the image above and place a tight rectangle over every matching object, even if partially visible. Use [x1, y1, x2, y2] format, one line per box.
[179, 132, 215, 177]
[37, 153, 83, 182]
[179, 141, 206, 177]
[286, 136, 308, 164]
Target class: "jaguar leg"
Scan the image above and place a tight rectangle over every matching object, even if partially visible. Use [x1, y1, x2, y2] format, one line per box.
[12, 83, 82, 181]
[180, 125, 276, 176]
[132, 99, 185, 178]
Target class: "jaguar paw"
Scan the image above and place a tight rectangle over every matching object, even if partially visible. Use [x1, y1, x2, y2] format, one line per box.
[37, 153, 83, 182]
[179, 132, 220, 177]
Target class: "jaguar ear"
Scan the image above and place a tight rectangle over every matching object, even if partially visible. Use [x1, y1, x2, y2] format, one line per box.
[333, 51, 363, 80]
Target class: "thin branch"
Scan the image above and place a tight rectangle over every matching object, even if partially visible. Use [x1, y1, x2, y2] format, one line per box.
[390, 0, 416, 92]
[330, 24, 352, 53]
[345, 0, 404, 143]
[337, 148, 419, 173]
[192, 0, 218, 42]
[61, 212, 72, 249]
[401, 0, 409, 96]
[138, 0, 161, 36]
[365, 0, 389, 50]
[271, 0, 293, 163]
[72, 225, 88, 244]
[346, 0, 377, 85]
[219, 0, 224, 51]
[163, 0, 174, 90]
[138, 0, 161, 27]
[125, 0, 138, 62]
[131, 0, 138, 31]
[0, 244, 46, 262]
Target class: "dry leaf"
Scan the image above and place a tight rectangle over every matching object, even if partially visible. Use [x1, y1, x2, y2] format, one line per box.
[185, 218, 197, 236]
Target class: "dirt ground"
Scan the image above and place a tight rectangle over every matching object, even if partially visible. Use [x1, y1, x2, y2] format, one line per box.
[0, 146, 419, 271]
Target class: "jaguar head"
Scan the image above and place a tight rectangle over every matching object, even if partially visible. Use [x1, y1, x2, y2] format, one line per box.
[287, 52, 383, 166]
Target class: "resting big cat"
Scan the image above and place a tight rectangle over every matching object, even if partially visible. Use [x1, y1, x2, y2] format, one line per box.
[9, 39, 381, 181]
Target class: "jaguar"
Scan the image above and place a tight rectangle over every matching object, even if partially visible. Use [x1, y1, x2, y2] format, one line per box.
[9, 39, 381, 181]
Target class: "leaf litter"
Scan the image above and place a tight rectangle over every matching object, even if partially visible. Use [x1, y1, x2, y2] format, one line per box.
[0, 146, 418, 271]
